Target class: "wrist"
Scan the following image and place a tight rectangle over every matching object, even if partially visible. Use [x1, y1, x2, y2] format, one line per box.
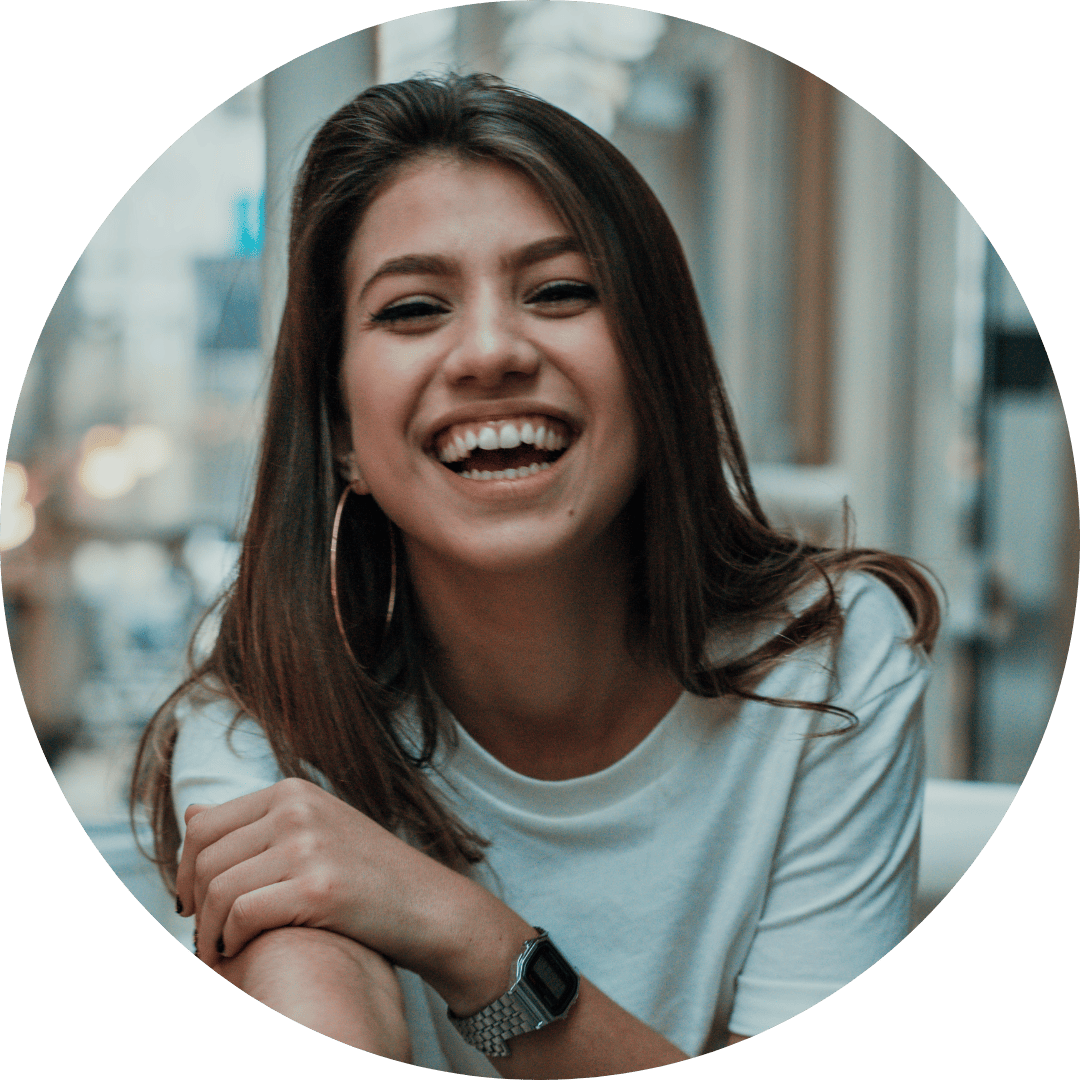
[447, 928, 581, 1059]
[418, 882, 536, 1018]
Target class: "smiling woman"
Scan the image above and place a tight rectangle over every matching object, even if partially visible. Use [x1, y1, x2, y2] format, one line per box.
[339, 157, 640, 583]
[133, 74, 939, 1078]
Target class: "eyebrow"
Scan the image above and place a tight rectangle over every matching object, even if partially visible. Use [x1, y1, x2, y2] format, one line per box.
[509, 235, 581, 271]
[357, 235, 583, 300]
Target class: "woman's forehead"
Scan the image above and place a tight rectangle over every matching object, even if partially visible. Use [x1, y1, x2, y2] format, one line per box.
[344, 156, 578, 288]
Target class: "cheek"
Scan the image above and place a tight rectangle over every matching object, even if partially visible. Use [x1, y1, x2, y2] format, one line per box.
[340, 351, 408, 456]
[598, 359, 639, 456]
[610, 384, 643, 497]
[612, 430, 642, 511]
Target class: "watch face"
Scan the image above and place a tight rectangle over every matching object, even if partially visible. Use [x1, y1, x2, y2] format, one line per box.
[523, 940, 579, 1016]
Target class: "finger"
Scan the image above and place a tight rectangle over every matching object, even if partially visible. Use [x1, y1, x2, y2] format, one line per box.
[195, 847, 293, 963]
[176, 788, 275, 914]
[184, 803, 211, 825]
[174, 804, 213, 917]
[178, 778, 324, 906]
[190, 815, 276, 917]
[218, 881, 311, 961]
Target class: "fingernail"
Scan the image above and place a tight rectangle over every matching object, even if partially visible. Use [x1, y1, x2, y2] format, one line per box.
[216, 936, 225, 956]
[175, 895, 183, 915]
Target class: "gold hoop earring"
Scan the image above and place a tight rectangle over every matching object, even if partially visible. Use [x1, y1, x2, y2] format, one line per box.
[330, 486, 397, 664]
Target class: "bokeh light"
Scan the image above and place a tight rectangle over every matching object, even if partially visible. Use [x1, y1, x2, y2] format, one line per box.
[1, 461, 36, 551]
[76, 423, 173, 500]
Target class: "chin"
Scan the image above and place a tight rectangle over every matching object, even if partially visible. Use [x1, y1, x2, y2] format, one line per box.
[452, 538, 576, 576]
[408, 523, 597, 579]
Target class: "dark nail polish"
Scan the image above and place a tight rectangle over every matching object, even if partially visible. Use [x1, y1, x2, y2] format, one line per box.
[175, 895, 183, 915]
[216, 936, 225, 956]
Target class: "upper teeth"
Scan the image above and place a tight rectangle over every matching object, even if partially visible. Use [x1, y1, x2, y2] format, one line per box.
[437, 417, 570, 463]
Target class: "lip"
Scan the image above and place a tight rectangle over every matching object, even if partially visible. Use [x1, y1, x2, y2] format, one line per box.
[422, 400, 581, 452]
[420, 402, 581, 494]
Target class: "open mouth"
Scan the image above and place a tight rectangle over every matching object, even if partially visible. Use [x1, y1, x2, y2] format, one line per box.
[432, 414, 573, 480]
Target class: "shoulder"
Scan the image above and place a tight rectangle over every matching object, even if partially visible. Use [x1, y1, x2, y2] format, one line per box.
[707, 570, 927, 676]
[174, 682, 264, 748]
[722, 570, 930, 729]
[169, 684, 284, 837]
[172, 684, 281, 788]
[834, 569, 920, 634]
[171, 683, 337, 807]
[828, 571, 931, 705]
[773, 570, 932, 754]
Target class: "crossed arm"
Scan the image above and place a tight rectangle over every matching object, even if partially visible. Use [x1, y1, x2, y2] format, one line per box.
[176, 777, 703, 1078]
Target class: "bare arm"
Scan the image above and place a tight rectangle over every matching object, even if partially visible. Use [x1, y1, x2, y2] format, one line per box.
[214, 926, 412, 1062]
[214, 927, 687, 1078]
[425, 907, 689, 1079]
[178, 780, 691, 1077]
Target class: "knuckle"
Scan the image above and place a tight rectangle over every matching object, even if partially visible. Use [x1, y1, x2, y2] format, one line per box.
[279, 798, 315, 831]
[299, 867, 336, 906]
[229, 890, 258, 933]
[193, 848, 214, 884]
[204, 874, 228, 908]
[289, 830, 319, 861]
[184, 815, 207, 847]
[276, 776, 310, 799]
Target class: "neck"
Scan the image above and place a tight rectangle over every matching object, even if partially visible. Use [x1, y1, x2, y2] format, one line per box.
[403, 534, 681, 780]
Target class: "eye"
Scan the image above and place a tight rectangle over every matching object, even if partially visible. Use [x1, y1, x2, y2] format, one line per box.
[368, 296, 449, 328]
[525, 280, 598, 313]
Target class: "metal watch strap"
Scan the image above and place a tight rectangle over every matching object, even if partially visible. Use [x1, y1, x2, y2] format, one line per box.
[449, 990, 536, 1057]
[448, 927, 578, 1058]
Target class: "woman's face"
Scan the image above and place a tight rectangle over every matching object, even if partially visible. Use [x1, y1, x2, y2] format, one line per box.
[339, 155, 640, 576]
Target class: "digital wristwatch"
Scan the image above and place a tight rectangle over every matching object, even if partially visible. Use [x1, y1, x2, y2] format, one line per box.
[448, 928, 580, 1057]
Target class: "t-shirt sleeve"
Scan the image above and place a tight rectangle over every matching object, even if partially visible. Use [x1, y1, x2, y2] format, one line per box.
[727, 574, 930, 1036]
[171, 695, 284, 843]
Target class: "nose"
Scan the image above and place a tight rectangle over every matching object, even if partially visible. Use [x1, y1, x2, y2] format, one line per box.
[442, 287, 540, 389]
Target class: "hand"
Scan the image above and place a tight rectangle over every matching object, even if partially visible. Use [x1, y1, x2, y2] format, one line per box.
[174, 780, 689, 1076]
[175, 776, 508, 997]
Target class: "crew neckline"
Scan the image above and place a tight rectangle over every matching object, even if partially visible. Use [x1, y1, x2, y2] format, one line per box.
[435, 691, 728, 818]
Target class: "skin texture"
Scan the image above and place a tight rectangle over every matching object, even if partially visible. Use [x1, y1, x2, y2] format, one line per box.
[177, 159, 711, 1076]
[213, 927, 412, 1061]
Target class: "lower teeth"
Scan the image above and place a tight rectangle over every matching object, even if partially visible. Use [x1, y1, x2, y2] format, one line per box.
[462, 462, 551, 481]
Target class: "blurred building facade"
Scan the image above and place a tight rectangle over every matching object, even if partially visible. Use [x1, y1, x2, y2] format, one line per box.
[3, 5, 1074, 929]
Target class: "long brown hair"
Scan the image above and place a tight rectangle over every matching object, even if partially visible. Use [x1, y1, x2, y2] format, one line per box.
[133, 73, 938, 888]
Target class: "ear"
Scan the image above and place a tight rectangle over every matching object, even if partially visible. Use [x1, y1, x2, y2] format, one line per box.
[336, 450, 371, 496]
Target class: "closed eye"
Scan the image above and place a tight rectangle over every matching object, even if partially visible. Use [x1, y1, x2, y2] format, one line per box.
[369, 296, 449, 327]
[526, 280, 598, 312]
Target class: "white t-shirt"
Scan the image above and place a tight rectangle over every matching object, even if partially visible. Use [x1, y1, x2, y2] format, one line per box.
[172, 572, 929, 1073]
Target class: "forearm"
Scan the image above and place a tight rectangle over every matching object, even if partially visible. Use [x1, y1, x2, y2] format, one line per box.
[424, 893, 688, 1079]
[179, 783, 688, 1075]
[214, 926, 412, 1062]
[213, 924, 686, 1079]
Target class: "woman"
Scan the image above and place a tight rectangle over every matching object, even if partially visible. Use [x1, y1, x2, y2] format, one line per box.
[133, 73, 938, 1077]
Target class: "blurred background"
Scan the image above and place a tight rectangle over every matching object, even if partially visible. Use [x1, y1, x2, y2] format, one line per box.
[4, 4, 1075, 941]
